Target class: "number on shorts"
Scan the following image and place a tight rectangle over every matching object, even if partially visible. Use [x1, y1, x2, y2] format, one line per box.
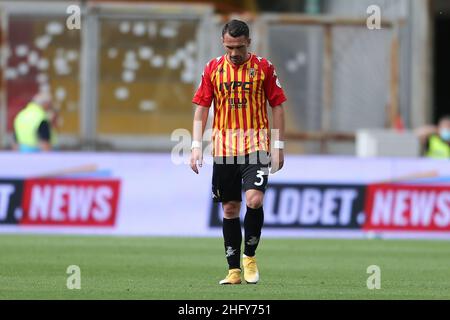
[254, 170, 265, 186]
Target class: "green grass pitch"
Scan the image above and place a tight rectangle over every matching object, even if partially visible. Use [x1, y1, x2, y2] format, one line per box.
[0, 234, 449, 299]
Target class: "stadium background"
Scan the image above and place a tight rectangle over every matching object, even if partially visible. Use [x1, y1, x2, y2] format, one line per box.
[0, 0, 450, 300]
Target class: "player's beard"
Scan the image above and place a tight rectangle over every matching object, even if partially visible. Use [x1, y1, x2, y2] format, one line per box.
[230, 55, 244, 65]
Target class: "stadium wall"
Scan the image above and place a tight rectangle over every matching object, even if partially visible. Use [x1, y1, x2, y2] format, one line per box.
[0, 152, 449, 239]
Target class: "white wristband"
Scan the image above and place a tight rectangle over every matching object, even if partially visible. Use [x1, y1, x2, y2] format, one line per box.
[191, 140, 202, 149]
[273, 140, 285, 149]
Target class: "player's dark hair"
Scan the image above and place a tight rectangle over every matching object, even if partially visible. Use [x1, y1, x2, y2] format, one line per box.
[222, 19, 250, 38]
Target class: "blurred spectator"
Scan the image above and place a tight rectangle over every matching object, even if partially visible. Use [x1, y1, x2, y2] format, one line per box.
[12, 91, 57, 152]
[415, 115, 450, 159]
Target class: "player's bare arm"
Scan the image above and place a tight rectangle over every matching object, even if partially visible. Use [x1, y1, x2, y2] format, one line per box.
[190, 105, 209, 174]
[270, 104, 285, 174]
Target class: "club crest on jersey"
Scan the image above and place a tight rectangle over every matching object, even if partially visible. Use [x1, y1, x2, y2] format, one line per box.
[249, 68, 256, 78]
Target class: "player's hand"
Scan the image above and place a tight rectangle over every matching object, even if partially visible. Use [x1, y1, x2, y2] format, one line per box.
[190, 148, 203, 174]
[270, 149, 284, 174]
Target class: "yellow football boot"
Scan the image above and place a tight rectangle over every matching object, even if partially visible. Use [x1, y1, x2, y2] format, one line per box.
[219, 268, 242, 285]
[243, 255, 259, 284]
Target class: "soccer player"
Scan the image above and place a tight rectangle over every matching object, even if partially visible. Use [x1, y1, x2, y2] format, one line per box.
[190, 19, 287, 284]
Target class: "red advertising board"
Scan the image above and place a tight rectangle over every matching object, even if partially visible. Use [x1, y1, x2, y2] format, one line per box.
[364, 184, 450, 231]
[21, 178, 120, 226]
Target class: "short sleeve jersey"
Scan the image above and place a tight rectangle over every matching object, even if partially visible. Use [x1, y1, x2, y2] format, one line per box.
[192, 53, 287, 156]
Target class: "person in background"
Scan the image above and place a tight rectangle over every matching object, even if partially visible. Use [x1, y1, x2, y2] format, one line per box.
[416, 115, 450, 159]
[12, 91, 55, 152]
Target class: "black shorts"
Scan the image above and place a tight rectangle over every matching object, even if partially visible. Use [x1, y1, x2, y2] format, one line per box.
[212, 151, 270, 203]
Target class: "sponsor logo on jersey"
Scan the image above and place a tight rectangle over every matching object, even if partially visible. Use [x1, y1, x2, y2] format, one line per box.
[219, 81, 252, 92]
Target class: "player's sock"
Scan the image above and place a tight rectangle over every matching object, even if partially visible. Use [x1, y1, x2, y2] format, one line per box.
[223, 217, 242, 270]
[244, 206, 264, 257]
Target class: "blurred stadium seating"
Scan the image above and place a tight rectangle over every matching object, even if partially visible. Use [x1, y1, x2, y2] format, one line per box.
[0, 0, 448, 155]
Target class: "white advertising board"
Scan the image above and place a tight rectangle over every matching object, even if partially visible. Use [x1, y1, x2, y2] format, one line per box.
[0, 152, 449, 239]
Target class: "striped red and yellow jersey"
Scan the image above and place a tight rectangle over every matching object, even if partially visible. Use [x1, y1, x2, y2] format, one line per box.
[192, 53, 287, 157]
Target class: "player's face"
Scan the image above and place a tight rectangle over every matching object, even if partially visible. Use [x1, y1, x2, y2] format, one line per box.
[222, 33, 251, 65]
